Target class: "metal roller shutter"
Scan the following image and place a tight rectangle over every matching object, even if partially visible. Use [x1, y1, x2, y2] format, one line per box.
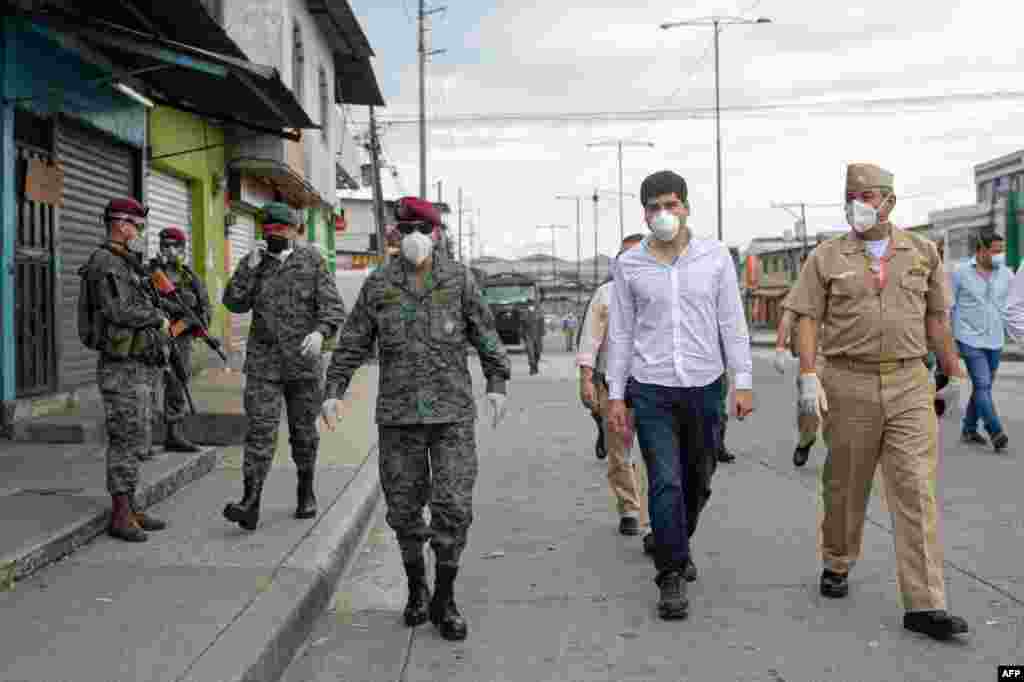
[228, 213, 255, 358]
[145, 170, 192, 264]
[55, 121, 135, 391]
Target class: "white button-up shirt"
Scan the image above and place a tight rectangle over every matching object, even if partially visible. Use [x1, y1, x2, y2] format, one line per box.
[606, 235, 753, 401]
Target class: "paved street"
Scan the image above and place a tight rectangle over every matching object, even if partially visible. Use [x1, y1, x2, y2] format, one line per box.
[283, 341, 1024, 682]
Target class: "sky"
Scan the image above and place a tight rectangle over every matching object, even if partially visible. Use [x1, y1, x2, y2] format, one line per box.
[346, 0, 1024, 260]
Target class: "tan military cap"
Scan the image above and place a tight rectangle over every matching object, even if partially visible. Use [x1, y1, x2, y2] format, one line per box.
[846, 163, 894, 192]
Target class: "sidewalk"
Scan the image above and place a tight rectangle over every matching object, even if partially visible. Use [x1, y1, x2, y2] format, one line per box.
[0, 364, 383, 682]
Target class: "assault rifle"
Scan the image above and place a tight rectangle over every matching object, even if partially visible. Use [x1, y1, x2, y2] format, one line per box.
[107, 244, 197, 414]
[149, 267, 228, 364]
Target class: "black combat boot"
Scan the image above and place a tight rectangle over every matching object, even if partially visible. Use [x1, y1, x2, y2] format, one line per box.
[295, 469, 317, 519]
[403, 560, 432, 627]
[165, 422, 201, 453]
[655, 569, 689, 620]
[223, 474, 262, 531]
[903, 610, 969, 640]
[820, 569, 849, 598]
[108, 494, 147, 542]
[429, 564, 468, 641]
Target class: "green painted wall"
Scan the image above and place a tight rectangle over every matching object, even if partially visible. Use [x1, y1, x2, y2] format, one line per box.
[148, 106, 226, 369]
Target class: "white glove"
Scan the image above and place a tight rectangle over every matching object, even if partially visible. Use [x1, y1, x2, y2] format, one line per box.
[935, 375, 963, 417]
[320, 398, 339, 431]
[486, 393, 507, 429]
[774, 349, 789, 374]
[247, 241, 266, 269]
[797, 373, 819, 417]
[300, 330, 324, 357]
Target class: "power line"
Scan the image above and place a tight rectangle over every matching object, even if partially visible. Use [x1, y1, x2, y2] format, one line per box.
[367, 89, 1024, 126]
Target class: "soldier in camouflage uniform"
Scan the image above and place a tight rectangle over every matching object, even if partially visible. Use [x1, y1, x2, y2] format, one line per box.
[321, 196, 510, 642]
[222, 202, 345, 531]
[520, 297, 543, 375]
[148, 227, 210, 453]
[81, 198, 170, 542]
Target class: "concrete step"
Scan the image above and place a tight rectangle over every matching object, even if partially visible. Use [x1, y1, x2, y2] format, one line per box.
[11, 414, 248, 446]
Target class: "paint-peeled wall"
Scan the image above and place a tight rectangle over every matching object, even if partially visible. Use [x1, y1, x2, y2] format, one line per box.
[148, 106, 227, 367]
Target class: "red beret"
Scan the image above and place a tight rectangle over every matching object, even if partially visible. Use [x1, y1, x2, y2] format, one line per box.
[394, 196, 442, 226]
[159, 227, 187, 243]
[104, 197, 148, 220]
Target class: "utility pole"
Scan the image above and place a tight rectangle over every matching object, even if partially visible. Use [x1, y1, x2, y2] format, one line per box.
[555, 194, 584, 308]
[537, 224, 569, 288]
[592, 190, 599, 289]
[367, 106, 387, 263]
[418, 0, 446, 199]
[436, 179, 442, 203]
[587, 140, 654, 241]
[457, 186, 463, 262]
[660, 15, 772, 242]
[771, 200, 842, 264]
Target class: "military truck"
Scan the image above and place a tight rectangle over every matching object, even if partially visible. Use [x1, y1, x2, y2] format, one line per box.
[480, 272, 543, 348]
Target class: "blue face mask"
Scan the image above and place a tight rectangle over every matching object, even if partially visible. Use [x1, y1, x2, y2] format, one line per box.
[992, 253, 1006, 268]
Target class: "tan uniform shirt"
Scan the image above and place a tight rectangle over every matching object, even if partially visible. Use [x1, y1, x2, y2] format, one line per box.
[784, 228, 949, 361]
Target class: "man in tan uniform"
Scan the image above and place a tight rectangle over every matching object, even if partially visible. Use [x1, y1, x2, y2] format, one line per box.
[784, 163, 968, 641]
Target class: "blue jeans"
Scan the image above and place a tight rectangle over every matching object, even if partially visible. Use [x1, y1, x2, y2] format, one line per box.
[957, 341, 1004, 437]
[626, 375, 722, 577]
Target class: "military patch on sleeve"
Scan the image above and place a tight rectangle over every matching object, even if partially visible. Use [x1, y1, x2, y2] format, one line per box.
[381, 288, 402, 305]
[400, 303, 418, 322]
[432, 288, 452, 305]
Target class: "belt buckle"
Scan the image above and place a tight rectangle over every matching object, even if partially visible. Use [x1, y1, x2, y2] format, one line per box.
[878, 360, 901, 374]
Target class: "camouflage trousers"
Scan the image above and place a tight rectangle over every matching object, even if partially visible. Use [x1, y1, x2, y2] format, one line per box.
[99, 357, 161, 495]
[242, 375, 322, 485]
[523, 330, 541, 371]
[378, 420, 478, 567]
[164, 338, 192, 424]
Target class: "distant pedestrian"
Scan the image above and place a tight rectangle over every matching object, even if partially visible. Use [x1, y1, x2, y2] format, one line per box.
[577, 233, 651, 546]
[950, 229, 1011, 452]
[784, 162, 968, 641]
[606, 170, 754, 620]
[562, 313, 577, 351]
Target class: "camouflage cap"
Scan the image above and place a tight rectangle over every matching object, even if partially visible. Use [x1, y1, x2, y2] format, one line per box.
[846, 163, 894, 193]
[261, 201, 300, 226]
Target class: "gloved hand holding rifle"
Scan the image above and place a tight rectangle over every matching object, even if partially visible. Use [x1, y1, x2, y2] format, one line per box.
[150, 267, 228, 364]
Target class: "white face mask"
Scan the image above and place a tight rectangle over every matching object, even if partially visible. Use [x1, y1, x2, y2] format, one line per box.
[845, 200, 878, 233]
[649, 210, 679, 241]
[401, 232, 433, 266]
[127, 236, 146, 253]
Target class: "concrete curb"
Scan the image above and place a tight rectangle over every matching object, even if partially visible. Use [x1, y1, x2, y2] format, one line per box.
[0, 447, 219, 583]
[179, 445, 383, 682]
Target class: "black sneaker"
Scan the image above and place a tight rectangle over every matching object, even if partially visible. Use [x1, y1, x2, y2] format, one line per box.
[655, 570, 688, 620]
[717, 447, 736, 463]
[595, 433, 607, 460]
[991, 432, 1009, 452]
[903, 610, 969, 640]
[961, 431, 987, 446]
[820, 569, 849, 598]
[793, 442, 813, 467]
[682, 557, 697, 583]
[619, 516, 640, 536]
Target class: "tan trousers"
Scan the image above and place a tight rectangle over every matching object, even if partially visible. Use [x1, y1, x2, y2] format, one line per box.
[595, 380, 648, 523]
[820, 359, 945, 611]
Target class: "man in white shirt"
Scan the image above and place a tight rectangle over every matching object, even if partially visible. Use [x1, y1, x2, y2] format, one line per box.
[577, 234, 650, 543]
[607, 170, 754, 620]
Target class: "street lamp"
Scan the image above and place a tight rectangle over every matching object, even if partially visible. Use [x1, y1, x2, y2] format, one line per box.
[555, 194, 584, 307]
[587, 140, 654, 242]
[660, 15, 772, 242]
[537, 224, 569, 290]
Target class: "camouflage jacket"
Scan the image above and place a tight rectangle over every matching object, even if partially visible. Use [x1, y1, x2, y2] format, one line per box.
[84, 244, 166, 359]
[222, 244, 345, 381]
[325, 251, 510, 425]
[147, 258, 212, 327]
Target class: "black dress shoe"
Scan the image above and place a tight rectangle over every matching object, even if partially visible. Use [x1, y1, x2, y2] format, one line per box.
[991, 432, 1009, 452]
[820, 569, 848, 598]
[961, 431, 987, 445]
[903, 610, 969, 640]
[619, 516, 640, 536]
[655, 570, 688, 620]
[717, 448, 736, 463]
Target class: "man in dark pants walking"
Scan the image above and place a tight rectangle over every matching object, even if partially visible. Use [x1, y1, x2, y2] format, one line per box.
[321, 197, 510, 641]
[607, 171, 753, 620]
